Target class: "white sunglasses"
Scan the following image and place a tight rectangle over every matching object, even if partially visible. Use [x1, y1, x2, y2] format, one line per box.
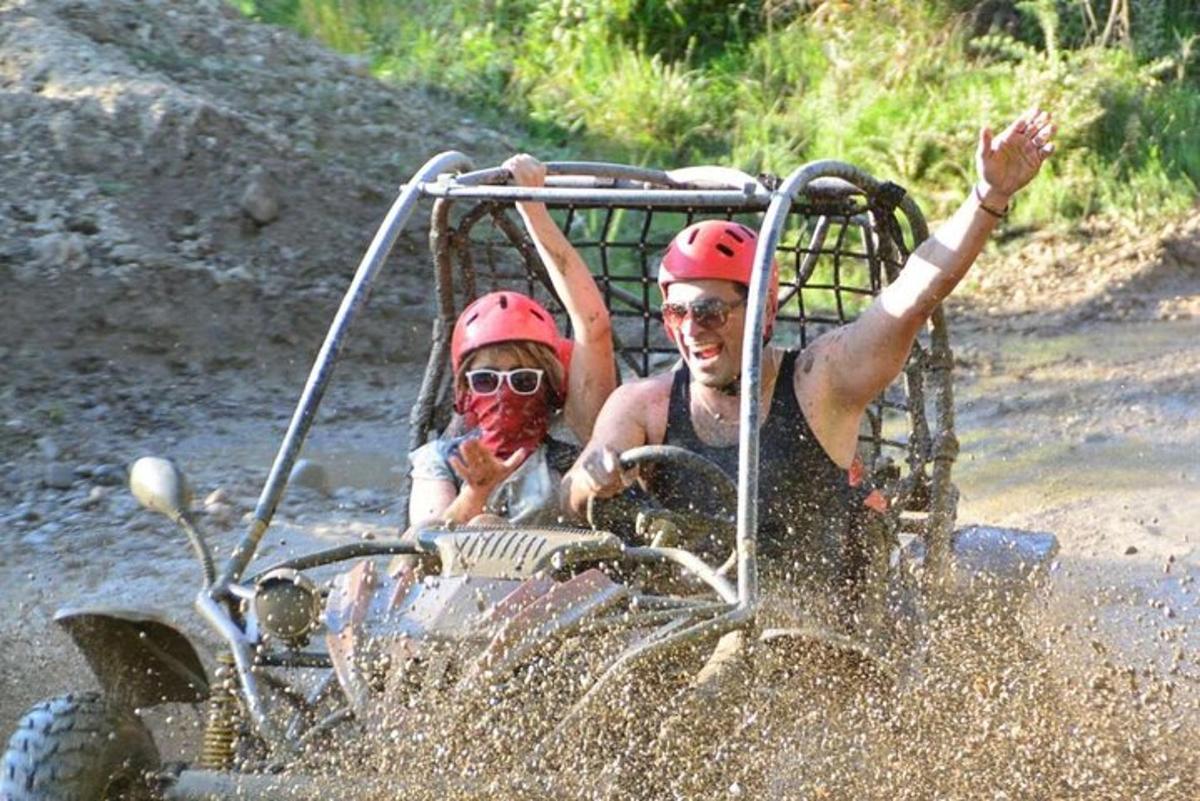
[465, 368, 545, 396]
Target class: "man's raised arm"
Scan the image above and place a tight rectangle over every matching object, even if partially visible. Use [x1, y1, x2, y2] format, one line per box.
[816, 108, 1057, 411]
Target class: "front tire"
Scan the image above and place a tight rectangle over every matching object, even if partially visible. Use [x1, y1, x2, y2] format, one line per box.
[2, 692, 160, 801]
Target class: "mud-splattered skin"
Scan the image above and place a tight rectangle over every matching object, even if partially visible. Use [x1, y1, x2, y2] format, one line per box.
[800, 352, 816, 375]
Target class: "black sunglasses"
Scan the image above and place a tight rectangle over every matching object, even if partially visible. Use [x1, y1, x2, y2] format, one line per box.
[660, 297, 745, 331]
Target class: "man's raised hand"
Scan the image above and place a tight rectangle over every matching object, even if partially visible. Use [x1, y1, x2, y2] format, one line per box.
[976, 107, 1056, 203]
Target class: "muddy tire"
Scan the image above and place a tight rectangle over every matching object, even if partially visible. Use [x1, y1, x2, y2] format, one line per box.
[1, 692, 160, 801]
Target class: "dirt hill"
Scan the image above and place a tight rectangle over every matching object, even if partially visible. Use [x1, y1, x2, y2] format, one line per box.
[957, 211, 1200, 329]
[0, 0, 517, 369]
[4, 1, 1197, 369]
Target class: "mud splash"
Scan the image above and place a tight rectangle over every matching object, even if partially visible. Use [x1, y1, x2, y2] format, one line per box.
[202, 587, 1198, 801]
[3, 259, 1197, 799]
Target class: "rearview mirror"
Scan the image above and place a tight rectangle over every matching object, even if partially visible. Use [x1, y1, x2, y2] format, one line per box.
[129, 456, 193, 520]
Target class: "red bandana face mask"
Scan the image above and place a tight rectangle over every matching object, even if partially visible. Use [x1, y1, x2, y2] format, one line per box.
[460, 385, 551, 460]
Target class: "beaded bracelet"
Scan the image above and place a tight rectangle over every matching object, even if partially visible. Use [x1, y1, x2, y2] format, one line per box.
[973, 184, 1009, 219]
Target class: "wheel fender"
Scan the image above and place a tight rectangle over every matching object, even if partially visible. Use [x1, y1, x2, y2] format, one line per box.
[899, 526, 1060, 607]
[950, 525, 1060, 593]
[54, 606, 210, 708]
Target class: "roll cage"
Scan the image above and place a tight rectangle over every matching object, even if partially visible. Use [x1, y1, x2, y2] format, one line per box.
[189, 152, 956, 752]
[221, 151, 956, 607]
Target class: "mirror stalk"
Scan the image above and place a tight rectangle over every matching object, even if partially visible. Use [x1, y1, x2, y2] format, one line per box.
[173, 511, 217, 587]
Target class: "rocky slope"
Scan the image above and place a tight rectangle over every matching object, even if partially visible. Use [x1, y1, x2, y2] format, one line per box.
[0, 0, 515, 368]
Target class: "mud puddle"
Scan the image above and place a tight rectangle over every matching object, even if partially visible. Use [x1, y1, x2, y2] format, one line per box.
[953, 316, 1200, 727]
[3, 311, 1197, 796]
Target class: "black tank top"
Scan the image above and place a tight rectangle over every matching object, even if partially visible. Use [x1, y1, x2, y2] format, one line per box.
[649, 351, 872, 590]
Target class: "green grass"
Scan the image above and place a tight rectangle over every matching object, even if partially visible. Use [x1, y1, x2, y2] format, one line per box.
[236, 0, 1200, 227]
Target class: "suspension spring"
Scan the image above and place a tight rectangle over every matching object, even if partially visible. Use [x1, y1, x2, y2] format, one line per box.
[199, 652, 239, 769]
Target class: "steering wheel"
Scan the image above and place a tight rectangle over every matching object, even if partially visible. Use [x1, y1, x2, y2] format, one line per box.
[587, 444, 739, 563]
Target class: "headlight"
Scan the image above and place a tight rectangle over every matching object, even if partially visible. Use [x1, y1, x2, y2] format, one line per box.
[252, 568, 322, 647]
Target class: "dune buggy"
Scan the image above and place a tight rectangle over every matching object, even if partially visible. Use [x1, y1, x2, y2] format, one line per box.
[2, 153, 1057, 799]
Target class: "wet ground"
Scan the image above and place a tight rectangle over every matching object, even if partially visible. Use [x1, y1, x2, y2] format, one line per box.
[1, 309, 1197, 796]
[954, 315, 1199, 710]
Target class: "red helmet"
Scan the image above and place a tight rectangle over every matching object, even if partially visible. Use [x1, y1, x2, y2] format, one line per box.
[450, 290, 573, 393]
[658, 220, 780, 340]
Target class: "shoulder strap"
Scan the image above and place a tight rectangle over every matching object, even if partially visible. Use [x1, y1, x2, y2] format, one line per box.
[770, 350, 802, 416]
[663, 364, 701, 448]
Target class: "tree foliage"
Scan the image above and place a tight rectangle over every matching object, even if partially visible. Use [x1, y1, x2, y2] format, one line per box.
[237, 0, 1200, 224]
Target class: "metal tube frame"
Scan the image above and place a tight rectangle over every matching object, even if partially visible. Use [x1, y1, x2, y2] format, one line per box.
[197, 151, 474, 754]
[188, 153, 939, 755]
[733, 158, 931, 610]
[623, 546, 738, 605]
[216, 149, 475, 590]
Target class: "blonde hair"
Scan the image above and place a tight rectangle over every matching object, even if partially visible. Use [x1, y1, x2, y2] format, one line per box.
[458, 341, 567, 406]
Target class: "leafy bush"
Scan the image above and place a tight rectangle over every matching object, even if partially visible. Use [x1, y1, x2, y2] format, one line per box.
[237, 0, 1200, 225]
